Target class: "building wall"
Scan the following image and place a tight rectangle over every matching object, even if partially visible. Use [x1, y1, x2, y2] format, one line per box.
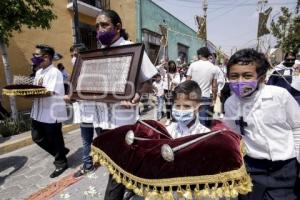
[110, 0, 137, 42]
[0, 0, 96, 112]
[139, 0, 204, 62]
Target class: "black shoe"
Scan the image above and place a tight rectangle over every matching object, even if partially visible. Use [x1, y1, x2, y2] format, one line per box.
[73, 165, 95, 178]
[50, 165, 68, 178]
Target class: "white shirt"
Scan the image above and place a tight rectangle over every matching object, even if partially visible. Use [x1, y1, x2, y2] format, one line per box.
[215, 66, 226, 94]
[167, 118, 211, 139]
[186, 60, 218, 97]
[163, 72, 182, 91]
[31, 64, 67, 123]
[292, 75, 300, 91]
[224, 84, 300, 162]
[74, 37, 158, 128]
[152, 80, 164, 97]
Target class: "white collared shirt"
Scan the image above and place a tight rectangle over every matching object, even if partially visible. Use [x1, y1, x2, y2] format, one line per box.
[224, 84, 300, 162]
[74, 37, 158, 128]
[31, 64, 67, 123]
[167, 118, 211, 139]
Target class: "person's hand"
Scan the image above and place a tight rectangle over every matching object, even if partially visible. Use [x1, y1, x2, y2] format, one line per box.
[211, 99, 216, 106]
[120, 93, 141, 109]
[63, 95, 71, 103]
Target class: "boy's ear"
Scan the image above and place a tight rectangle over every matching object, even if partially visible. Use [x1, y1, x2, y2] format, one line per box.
[116, 23, 122, 32]
[258, 74, 266, 84]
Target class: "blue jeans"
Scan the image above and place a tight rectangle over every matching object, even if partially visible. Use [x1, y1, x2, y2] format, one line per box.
[80, 123, 103, 169]
[199, 97, 213, 127]
[157, 96, 164, 119]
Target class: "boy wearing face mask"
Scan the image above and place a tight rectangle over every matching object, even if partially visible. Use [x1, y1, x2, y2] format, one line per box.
[224, 49, 300, 200]
[166, 80, 210, 138]
[267, 52, 300, 104]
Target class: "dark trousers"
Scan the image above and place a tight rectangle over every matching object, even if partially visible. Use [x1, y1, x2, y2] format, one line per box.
[239, 156, 299, 200]
[164, 90, 174, 120]
[198, 97, 213, 127]
[104, 175, 125, 200]
[31, 120, 68, 168]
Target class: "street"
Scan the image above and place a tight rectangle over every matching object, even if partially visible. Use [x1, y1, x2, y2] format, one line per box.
[0, 103, 156, 200]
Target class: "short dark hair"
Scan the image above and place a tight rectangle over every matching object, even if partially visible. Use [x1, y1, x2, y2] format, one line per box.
[57, 63, 64, 70]
[197, 47, 211, 58]
[284, 51, 297, 60]
[36, 44, 55, 59]
[98, 9, 129, 40]
[226, 48, 271, 77]
[174, 80, 202, 102]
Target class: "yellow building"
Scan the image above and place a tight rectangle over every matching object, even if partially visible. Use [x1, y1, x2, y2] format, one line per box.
[0, 0, 137, 112]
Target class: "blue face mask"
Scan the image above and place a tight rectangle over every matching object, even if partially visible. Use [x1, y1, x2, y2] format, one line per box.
[172, 108, 195, 126]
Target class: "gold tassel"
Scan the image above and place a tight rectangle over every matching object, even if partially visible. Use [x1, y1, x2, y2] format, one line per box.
[216, 186, 223, 198]
[183, 185, 193, 200]
[126, 179, 134, 190]
[194, 184, 201, 200]
[161, 190, 174, 200]
[176, 186, 184, 199]
[209, 183, 218, 199]
[201, 183, 210, 197]
[133, 186, 144, 197]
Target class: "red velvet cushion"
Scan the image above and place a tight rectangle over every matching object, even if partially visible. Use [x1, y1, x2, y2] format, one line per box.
[92, 120, 243, 179]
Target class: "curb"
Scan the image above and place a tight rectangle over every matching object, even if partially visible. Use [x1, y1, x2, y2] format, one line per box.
[0, 124, 80, 155]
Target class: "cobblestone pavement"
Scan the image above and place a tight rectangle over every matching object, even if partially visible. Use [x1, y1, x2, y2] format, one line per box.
[0, 101, 157, 200]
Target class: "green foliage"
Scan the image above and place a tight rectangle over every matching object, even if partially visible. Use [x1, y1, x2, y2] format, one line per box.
[271, 7, 300, 53]
[0, 113, 31, 137]
[0, 0, 57, 44]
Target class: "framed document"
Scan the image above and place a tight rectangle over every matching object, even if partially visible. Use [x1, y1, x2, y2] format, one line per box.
[70, 43, 144, 102]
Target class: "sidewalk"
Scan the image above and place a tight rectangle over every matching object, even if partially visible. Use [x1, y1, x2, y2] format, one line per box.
[0, 102, 156, 200]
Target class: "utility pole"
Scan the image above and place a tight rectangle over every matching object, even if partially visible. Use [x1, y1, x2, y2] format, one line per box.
[257, 0, 268, 51]
[73, 0, 81, 45]
[203, 0, 208, 47]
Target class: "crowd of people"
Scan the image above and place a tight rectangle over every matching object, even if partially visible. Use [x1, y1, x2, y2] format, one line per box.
[3, 8, 298, 200]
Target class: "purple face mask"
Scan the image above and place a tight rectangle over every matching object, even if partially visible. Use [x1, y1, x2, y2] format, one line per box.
[96, 31, 116, 46]
[31, 56, 44, 66]
[229, 80, 258, 98]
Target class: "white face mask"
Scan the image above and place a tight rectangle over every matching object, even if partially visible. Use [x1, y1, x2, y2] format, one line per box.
[172, 108, 195, 126]
[71, 57, 76, 67]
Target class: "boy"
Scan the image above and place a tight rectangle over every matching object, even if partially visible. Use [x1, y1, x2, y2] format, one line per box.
[167, 80, 210, 138]
[152, 74, 164, 121]
[224, 48, 300, 200]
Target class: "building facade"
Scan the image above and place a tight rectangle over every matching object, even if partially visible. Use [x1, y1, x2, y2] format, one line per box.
[0, 0, 204, 112]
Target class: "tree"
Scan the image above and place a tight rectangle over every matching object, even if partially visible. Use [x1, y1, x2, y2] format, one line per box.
[0, 0, 57, 119]
[270, 7, 300, 53]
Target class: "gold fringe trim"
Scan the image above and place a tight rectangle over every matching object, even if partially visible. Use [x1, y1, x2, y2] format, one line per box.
[91, 141, 252, 200]
[2, 88, 48, 96]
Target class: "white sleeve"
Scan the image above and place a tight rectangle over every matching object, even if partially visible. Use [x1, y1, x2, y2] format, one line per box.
[186, 65, 192, 77]
[172, 73, 181, 85]
[47, 70, 64, 95]
[138, 52, 158, 83]
[284, 91, 300, 163]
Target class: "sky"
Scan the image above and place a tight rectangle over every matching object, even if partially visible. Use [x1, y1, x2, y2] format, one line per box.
[152, 0, 298, 56]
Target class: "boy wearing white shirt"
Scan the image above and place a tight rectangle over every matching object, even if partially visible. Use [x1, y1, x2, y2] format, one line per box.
[167, 80, 210, 138]
[224, 49, 300, 200]
[30, 44, 69, 178]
